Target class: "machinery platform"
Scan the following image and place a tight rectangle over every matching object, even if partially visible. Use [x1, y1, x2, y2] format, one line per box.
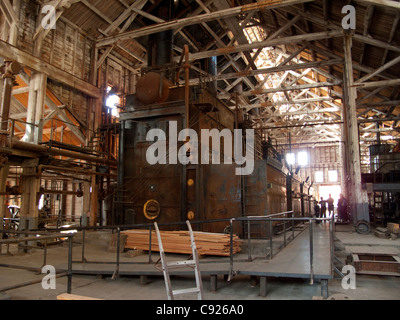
[56, 222, 333, 297]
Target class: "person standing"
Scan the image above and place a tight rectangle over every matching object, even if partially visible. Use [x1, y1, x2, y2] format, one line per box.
[337, 194, 348, 223]
[327, 194, 334, 218]
[320, 197, 327, 221]
[314, 199, 321, 224]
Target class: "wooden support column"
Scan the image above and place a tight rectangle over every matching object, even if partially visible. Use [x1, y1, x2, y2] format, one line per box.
[8, 0, 20, 46]
[342, 32, 369, 226]
[0, 60, 21, 146]
[24, 72, 47, 143]
[20, 160, 41, 230]
[90, 173, 98, 226]
[339, 133, 348, 199]
[0, 0, 20, 147]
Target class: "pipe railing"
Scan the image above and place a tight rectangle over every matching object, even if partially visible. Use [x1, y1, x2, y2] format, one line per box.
[0, 229, 74, 294]
[230, 215, 335, 284]
[0, 213, 334, 291]
[241, 211, 295, 261]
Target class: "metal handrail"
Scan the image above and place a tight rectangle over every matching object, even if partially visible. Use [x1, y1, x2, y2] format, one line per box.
[0, 230, 74, 294]
[0, 213, 334, 289]
[229, 215, 335, 285]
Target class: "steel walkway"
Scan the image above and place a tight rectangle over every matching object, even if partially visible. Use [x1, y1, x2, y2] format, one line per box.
[62, 221, 333, 298]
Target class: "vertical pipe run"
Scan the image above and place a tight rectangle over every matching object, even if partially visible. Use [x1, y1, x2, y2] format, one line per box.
[283, 220, 287, 247]
[184, 44, 190, 129]
[229, 219, 234, 280]
[292, 211, 295, 240]
[42, 239, 47, 269]
[149, 226, 152, 264]
[247, 219, 252, 262]
[81, 228, 86, 263]
[309, 219, 314, 285]
[67, 235, 73, 294]
[117, 121, 125, 225]
[330, 214, 334, 275]
[269, 220, 273, 259]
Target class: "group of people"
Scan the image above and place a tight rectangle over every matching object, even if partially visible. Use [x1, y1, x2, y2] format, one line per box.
[314, 194, 349, 223]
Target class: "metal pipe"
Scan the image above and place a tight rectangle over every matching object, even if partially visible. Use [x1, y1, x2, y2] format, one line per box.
[269, 220, 273, 259]
[292, 211, 295, 240]
[330, 214, 334, 275]
[247, 219, 252, 262]
[116, 120, 125, 225]
[40, 189, 81, 195]
[283, 219, 287, 247]
[148, 226, 152, 264]
[81, 229, 86, 263]
[229, 219, 233, 280]
[67, 235, 73, 294]
[11, 141, 117, 166]
[184, 44, 190, 129]
[37, 165, 116, 178]
[309, 219, 314, 285]
[42, 239, 47, 269]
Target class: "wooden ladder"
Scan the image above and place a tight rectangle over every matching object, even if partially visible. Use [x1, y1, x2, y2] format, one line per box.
[154, 221, 204, 300]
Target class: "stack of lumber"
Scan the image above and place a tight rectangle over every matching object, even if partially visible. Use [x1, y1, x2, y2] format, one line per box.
[374, 227, 390, 239]
[121, 229, 241, 257]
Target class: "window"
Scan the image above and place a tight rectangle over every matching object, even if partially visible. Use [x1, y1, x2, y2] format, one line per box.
[328, 170, 338, 182]
[286, 153, 295, 166]
[315, 171, 324, 183]
[297, 152, 309, 166]
[106, 86, 120, 117]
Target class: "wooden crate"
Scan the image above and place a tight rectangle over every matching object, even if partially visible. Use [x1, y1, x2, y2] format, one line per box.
[352, 253, 400, 276]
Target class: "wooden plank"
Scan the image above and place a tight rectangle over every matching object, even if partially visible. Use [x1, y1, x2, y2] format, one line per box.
[356, 0, 400, 10]
[0, 40, 102, 99]
[122, 229, 241, 257]
[0, 0, 19, 25]
[96, 0, 315, 47]
[188, 30, 343, 61]
[57, 293, 103, 300]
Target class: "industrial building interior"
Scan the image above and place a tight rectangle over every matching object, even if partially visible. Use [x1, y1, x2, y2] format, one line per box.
[0, 0, 399, 302]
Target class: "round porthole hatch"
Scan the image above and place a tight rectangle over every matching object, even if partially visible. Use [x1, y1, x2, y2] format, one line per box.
[143, 199, 160, 220]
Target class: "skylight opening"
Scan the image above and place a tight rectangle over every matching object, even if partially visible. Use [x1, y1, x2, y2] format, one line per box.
[106, 86, 120, 118]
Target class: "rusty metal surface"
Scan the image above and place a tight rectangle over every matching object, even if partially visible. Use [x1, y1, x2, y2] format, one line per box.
[136, 72, 171, 105]
[202, 164, 242, 234]
[118, 85, 292, 235]
[267, 166, 287, 215]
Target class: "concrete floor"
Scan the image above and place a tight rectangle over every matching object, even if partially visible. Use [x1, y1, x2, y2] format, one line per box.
[1, 223, 399, 301]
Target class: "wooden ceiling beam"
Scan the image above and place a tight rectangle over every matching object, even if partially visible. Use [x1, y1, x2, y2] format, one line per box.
[96, 0, 315, 47]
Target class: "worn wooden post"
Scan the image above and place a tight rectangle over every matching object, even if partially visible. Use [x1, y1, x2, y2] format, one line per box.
[342, 32, 370, 229]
